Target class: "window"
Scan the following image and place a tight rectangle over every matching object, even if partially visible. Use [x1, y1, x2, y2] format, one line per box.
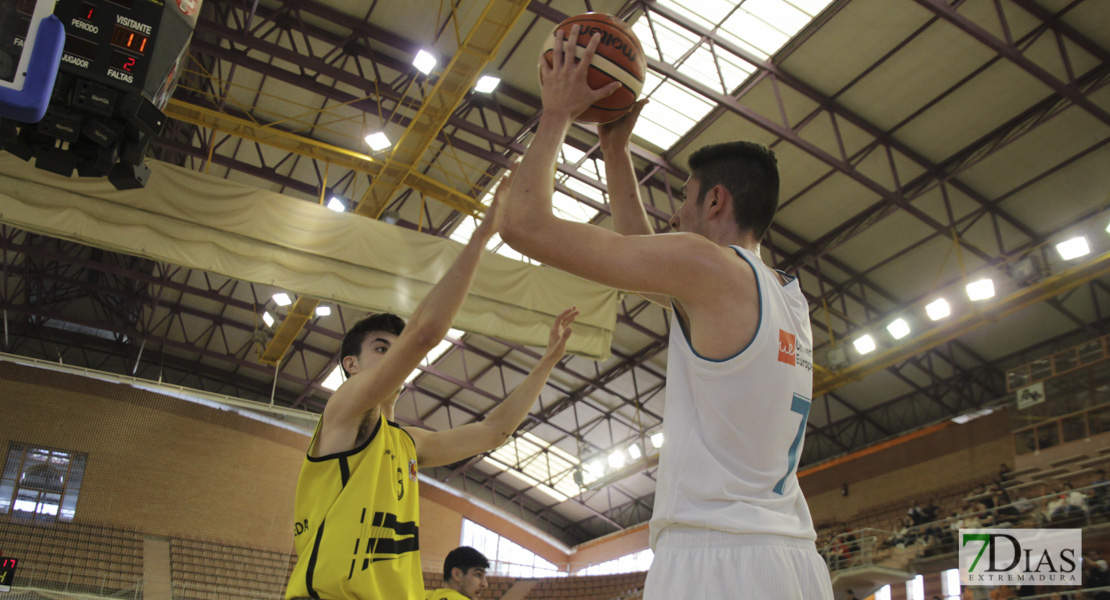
[575, 548, 654, 575]
[942, 568, 961, 600]
[906, 574, 924, 600]
[460, 519, 563, 578]
[0, 442, 88, 523]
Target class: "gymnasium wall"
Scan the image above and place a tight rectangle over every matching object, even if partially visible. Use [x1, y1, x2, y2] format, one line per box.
[0, 361, 573, 570]
[0, 361, 305, 551]
[800, 409, 1014, 526]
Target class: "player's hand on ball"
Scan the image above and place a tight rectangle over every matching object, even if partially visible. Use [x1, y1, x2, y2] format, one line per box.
[599, 99, 648, 150]
[540, 25, 622, 121]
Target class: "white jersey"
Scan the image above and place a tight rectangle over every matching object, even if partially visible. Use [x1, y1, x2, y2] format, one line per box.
[649, 246, 816, 548]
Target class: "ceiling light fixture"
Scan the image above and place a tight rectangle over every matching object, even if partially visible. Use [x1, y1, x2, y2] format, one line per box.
[966, 278, 995, 301]
[926, 298, 950, 321]
[474, 75, 500, 93]
[315, 305, 331, 317]
[886, 318, 911, 340]
[1056, 236, 1090, 260]
[608, 449, 625, 469]
[650, 432, 664, 448]
[262, 311, 275, 327]
[628, 444, 642, 460]
[272, 292, 292, 306]
[364, 132, 390, 151]
[413, 49, 436, 74]
[853, 334, 876, 355]
[326, 197, 346, 212]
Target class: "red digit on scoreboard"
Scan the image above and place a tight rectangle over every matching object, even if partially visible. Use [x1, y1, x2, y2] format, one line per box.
[124, 57, 135, 72]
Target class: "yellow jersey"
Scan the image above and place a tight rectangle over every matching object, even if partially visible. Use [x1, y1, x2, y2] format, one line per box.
[426, 589, 470, 600]
[286, 413, 422, 599]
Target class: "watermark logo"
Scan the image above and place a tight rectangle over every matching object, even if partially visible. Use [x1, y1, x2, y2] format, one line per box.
[959, 529, 1081, 586]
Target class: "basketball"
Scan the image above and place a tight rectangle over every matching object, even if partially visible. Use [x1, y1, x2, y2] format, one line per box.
[539, 13, 647, 124]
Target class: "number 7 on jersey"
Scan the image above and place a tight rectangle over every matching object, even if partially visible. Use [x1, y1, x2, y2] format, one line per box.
[773, 393, 811, 495]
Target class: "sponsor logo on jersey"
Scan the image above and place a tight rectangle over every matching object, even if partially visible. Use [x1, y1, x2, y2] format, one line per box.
[778, 329, 796, 365]
[408, 459, 418, 481]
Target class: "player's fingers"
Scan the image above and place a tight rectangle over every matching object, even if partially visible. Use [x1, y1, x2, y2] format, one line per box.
[552, 29, 564, 70]
[564, 25, 580, 68]
[592, 81, 623, 102]
[629, 99, 649, 118]
[580, 33, 601, 73]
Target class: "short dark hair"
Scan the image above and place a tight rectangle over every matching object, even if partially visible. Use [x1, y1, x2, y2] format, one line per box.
[340, 313, 405, 377]
[688, 141, 779, 241]
[444, 546, 489, 582]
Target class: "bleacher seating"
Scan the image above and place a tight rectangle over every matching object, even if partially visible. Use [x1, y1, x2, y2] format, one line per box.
[422, 570, 647, 600]
[170, 536, 292, 600]
[0, 515, 143, 596]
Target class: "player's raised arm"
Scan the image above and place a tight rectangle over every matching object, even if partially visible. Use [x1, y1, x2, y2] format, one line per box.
[315, 179, 507, 455]
[500, 27, 727, 302]
[405, 307, 577, 468]
[598, 99, 654, 237]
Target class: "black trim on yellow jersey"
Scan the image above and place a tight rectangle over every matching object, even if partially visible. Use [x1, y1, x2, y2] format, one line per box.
[306, 520, 326, 599]
[389, 420, 416, 446]
[306, 413, 383, 462]
[338, 457, 350, 487]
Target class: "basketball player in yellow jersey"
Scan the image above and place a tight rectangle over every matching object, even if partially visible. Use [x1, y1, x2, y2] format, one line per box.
[285, 175, 579, 600]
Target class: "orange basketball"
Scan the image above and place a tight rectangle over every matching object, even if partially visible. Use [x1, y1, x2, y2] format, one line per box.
[540, 13, 647, 124]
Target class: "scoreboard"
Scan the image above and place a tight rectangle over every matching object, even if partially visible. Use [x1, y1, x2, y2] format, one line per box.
[1, 0, 201, 188]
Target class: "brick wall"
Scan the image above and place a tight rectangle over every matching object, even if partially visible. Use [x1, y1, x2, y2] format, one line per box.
[0, 361, 305, 551]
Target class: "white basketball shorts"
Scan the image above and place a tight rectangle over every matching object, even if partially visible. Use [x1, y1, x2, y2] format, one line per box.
[643, 527, 834, 600]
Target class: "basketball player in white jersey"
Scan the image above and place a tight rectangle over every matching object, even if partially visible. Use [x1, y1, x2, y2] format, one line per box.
[500, 26, 834, 599]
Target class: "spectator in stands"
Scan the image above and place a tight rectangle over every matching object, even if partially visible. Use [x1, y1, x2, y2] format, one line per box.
[1012, 493, 1036, 516]
[1090, 470, 1108, 515]
[1048, 482, 1088, 522]
[999, 463, 1012, 481]
[845, 590, 859, 600]
[427, 547, 491, 600]
[908, 499, 927, 526]
[1045, 486, 1068, 523]
[1083, 550, 1110, 600]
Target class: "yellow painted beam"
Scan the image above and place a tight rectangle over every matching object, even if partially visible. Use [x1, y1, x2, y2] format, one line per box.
[163, 99, 483, 216]
[259, 296, 321, 366]
[813, 250, 1110, 396]
[356, 0, 530, 218]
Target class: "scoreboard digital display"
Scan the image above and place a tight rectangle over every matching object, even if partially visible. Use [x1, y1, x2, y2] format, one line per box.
[1, 0, 202, 188]
[110, 25, 148, 54]
[0, 556, 18, 592]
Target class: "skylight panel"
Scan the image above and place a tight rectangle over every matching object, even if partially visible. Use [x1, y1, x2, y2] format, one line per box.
[652, 80, 715, 117]
[563, 176, 605, 203]
[788, 0, 835, 16]
[633, 116, 685, 149]
[552, 190, 598, 223]
[663, 0, 737, 28]
[720, 7, 791, 57]
[560, 143, 587, 166]
[632, 14, 699, 63]
[404, 328, 464, 383]
[747, 0, 811, 32]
